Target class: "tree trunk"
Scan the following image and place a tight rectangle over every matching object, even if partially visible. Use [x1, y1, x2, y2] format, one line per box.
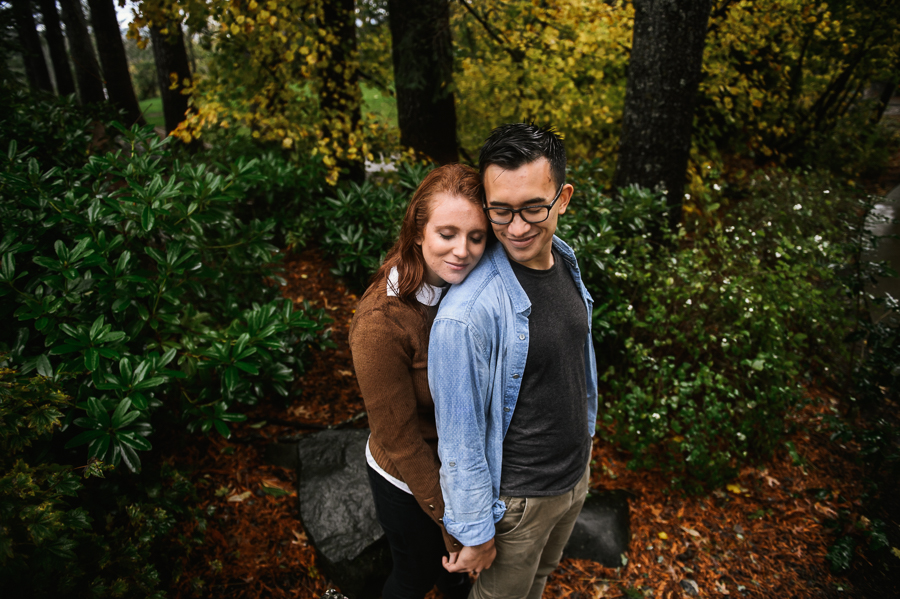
[58, 0, 106, 104]
[150, 22, 192, 134]
[387, 0, 459, 165]
[37, 0, 76, 96]
[86, 0, 145, 126]
[10, 0, 54, 93]
[613, 0, 712, 231]
[319, 0, 364, 183]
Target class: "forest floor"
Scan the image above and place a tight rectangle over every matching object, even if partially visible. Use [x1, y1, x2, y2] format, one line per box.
[161, 242, 899, 599]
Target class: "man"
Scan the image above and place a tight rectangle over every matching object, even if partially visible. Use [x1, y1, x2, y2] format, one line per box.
[428, 123, 598, 599]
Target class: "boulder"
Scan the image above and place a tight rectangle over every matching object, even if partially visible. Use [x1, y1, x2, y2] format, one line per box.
[265, 429, 390, 599]
[563, 490, 631, 567]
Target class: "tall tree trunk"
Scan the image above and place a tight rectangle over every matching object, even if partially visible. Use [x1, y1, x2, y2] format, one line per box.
[86, 0, 145, 126]
[150, 23, 192, 133]
[319, 0, 364, 183]
[387, 0, 459, 165]
[10, 0, 54, 93]
[613, 0, 712, 231]
[37, 0, 76, 96]
[58, 0, 105, 104]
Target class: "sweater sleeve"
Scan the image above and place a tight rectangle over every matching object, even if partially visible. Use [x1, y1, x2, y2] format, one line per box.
[350, 305, 461, 552]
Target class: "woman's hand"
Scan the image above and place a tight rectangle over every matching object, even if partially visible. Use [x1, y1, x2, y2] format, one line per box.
[442, 538, 496, 574]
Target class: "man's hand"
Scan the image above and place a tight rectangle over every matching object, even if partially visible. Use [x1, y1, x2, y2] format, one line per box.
[443, 538, 496, 574]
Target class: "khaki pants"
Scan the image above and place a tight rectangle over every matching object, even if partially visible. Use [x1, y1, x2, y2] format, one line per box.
[470, 463, 590, 599]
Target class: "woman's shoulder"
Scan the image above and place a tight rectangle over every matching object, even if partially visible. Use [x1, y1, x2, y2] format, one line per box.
[352, 278, 420, 333]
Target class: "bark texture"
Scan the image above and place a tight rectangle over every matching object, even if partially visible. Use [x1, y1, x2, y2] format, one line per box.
[86, 0, 144, 125]
[150, 23, 192, 133]
[320, 0, 364, 183]
[387, 0, 459, 165]
[58, 0, 105, 104]
[10, 0, 54, 93]
[613, 0, 712, 230]
[37, 0, 75, 96]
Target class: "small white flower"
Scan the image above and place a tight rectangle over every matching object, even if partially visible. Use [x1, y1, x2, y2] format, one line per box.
[793, 204, 802, 210]
[713, 184, 721, 191]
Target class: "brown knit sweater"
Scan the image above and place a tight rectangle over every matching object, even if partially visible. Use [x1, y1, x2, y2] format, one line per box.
[348, 275, 460, 552]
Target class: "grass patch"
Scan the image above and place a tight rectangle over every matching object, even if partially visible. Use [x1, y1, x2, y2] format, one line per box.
[362, 83, 397, 128]
[139, 97, 164, 130]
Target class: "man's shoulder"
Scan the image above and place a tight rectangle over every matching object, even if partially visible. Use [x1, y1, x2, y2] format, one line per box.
[437, 245, 508, 322]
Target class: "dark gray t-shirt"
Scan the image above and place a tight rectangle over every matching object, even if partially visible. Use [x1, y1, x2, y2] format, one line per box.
[500, 248, 591, 496]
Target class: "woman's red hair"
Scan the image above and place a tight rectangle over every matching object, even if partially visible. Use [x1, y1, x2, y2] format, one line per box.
[368, 163, 485, 306]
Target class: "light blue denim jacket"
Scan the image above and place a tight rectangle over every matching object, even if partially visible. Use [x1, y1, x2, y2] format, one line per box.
[428, 236, 598, 547]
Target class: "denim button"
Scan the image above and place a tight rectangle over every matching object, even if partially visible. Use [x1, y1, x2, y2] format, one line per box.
[449, 461, 456, 467]
[519, 334, 525, 340]
[504, 407, 510, 412]
[512, 373, 520, 379]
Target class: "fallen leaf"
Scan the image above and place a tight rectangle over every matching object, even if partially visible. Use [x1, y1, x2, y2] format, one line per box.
[681, 526, 702, 537]
[726, 483, 746, 494]
[260, 480, 293, 497]
[228, 490, 252, 502]
[716, 579, 730, 594]
[658, 531, 668, 540]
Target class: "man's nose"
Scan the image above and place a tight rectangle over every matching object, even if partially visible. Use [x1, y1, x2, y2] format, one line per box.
[507, 212, 531, 236]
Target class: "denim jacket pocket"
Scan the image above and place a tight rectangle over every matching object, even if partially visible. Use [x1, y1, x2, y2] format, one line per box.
[495, 496, 527, 537]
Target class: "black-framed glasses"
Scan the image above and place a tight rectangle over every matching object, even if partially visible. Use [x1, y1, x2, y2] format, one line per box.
[483, 183, 564, 225]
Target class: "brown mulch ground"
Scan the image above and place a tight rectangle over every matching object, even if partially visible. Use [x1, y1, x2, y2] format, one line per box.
[158, 246, 898, 599]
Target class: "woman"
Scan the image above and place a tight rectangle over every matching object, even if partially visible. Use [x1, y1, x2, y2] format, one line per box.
[349, 164, 490, 599]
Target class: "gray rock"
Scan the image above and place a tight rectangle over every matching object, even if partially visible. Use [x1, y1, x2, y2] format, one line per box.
[266, 429, 390, 599]
[563, 490, 631, 567]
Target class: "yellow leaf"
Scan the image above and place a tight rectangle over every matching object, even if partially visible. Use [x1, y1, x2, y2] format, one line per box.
[230, 23, 240, 35]
[658, 532, 668, 540]
[249, 0, 258, 8]
[726, 484, 744, 494]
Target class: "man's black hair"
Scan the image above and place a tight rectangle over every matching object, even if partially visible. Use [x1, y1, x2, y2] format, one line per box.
[478, 123, 567, 188]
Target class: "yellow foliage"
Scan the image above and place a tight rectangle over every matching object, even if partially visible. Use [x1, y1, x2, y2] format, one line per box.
[132, 0, 378, 184]
[451, 0, 633, 166]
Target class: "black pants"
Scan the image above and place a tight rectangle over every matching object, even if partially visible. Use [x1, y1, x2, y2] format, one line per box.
[366, 465, 469, 599]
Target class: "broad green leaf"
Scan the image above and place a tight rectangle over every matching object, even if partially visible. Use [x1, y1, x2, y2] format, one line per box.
[213, 419, 231, 439]
[234, 361, 259, 375]
[119, 443, 141, 472]
[117, 431, 152, 451]
[222, 366, 239, 392]
[89, 315, 104, 341]
[1, 252, 14, 279]
[110, 398, 133, 429]
[88, 434, 111, 462]
[141, 205, 155, 231]
[84, 347, 100, 371]
[35, 353, 52, 377]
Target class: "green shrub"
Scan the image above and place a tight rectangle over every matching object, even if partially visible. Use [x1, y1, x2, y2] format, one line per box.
[0, 360, 200, 597]
[0, 118, 330, 471]
[561, 166, 860, 488]
[313, 161, 432, 291]
[0, 91, 330, 595]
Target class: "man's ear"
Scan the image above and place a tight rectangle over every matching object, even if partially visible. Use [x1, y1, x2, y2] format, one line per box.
[557, 184, 575, 215]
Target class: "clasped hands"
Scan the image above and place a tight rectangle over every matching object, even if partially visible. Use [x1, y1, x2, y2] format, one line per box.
[442, 538, 496, 575]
